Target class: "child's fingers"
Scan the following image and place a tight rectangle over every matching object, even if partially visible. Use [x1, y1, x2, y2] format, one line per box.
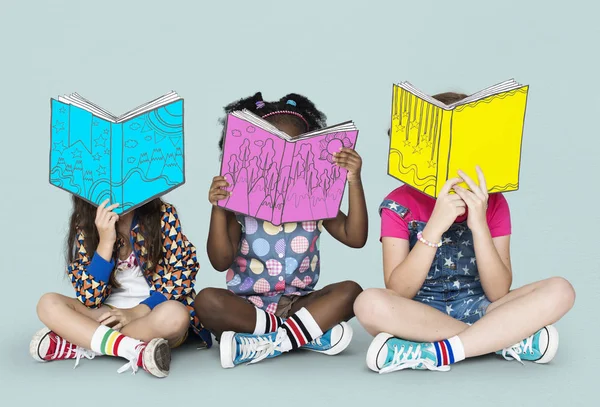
[212, 180, 230, 189]
[453, 186, 475, 206]
[439, 177, 464, 196]
[457, 170, 486, 201]
[476, 166, 488, 195]
[97, 312, 111, 322]
[113, 323, 123, 331]
[339, 147, 357, 156]
[212, 176, 227, 182]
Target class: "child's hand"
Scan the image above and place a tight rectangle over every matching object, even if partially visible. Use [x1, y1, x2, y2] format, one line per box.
[209, 176, 231, 206]
[426, 178, 466, 240]
[95, 199, 119, 247]
[334, 148, 362, 183]
[97, 305, 150, 331]
[453, 166, 489, 233]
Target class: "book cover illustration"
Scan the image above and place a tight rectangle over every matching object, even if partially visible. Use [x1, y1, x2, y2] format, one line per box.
[389, 79, 528, 197]
[50, 92, 184, 214]
[219, 110, 359, 225]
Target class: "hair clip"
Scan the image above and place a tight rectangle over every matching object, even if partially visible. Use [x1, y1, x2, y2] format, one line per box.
[256, 101, 265, 109]
[286, 100, 297, 107]
[261, 110, 309, 131]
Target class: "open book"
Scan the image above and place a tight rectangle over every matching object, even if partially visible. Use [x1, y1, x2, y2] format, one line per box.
[389, 79, 528, 197]
[219, 109, 359, 225]
[50, 92, 184, 214]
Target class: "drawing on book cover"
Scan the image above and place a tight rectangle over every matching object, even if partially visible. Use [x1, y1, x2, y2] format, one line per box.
[389, 79, 528, 198]
[218, 110, 358, 225]
[49, 92, 184, 214]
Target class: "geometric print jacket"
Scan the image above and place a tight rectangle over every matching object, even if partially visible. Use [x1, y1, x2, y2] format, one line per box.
[67, 203, 211, 347]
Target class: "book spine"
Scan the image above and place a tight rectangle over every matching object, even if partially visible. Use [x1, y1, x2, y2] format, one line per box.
[110, 123, 124, 210]
[273, 141, 295, 225]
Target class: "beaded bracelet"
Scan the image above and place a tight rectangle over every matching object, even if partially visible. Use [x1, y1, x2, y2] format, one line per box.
[417, 231, 442, 248]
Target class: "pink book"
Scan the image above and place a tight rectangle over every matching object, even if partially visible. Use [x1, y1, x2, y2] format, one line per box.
[218, 109, 359, 225]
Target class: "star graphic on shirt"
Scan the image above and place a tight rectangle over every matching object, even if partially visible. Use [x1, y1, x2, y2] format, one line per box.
[463, 298, 473, 305]
[457, 229, 465, 237]
[478, 295, 486, 301]
[467, 289, 475, 295]
[463, 266, 471, 275]
[463, 309, 471, 317]
[443, 237, 453, 244]
[71, 148, 82, 159]
[462, 239, 472, 246]
[388, 202, 399, 210]
[53, 141, 67, 154]
[470, 257, 476, 264]
[96, 165, 107, 176]
[474, 275, 480, 281]
[453, 280, 461, 289]
[457, 251, 464, 260]
[423, 286, 431, 291]
[421, 297, 431, 302]
[444, 258, 454, 267]
[446, 304, 453, 315]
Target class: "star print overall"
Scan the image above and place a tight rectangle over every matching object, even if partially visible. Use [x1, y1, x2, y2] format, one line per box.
[226, 215, 322, 314]
[381, 200, 491, 324]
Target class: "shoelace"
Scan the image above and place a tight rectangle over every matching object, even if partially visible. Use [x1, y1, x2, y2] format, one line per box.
[500, 334, 534, 364]
[379, 344, 450, 374]
[73, 348, 97, 369]
[117, 344, 145, 375]
[239, 330, 286, 364]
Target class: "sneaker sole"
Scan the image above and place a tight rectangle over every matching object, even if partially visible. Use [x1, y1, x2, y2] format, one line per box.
[30, 327, 52, 362]
[366, 332, 393, 372]
[143, 338, 171, 378]
[303, 322, 354, 356]
[536, 325, 559, 364]
[220, 331, 236, 369]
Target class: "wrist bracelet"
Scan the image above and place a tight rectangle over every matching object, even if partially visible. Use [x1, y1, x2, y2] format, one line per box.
[417, 231, 442, 248]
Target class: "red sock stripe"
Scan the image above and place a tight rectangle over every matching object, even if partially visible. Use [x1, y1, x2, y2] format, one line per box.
[286, 319, 307, 346]
[439, 341, 449, 365]
[268, 313, 277, 332]
[113, 334, 125, 356]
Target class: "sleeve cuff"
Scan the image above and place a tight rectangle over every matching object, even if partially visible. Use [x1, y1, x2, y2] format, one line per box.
[140, 291, 167, 310]
[88, 252, 115, 282]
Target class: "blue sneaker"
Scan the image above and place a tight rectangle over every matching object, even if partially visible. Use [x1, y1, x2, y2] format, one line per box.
[497, 325, 559, 364]
[301, 322, 353, 355]
[366, 333, 450, 373]
[220, 329, 288, 368]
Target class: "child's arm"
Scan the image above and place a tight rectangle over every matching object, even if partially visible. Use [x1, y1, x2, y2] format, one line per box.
[206, 176, 241, 271]
[453, 168, 512, 301]
[323, 148, 368, 248]
[384, 178, 466, 297]
[67, 200, 119, 308]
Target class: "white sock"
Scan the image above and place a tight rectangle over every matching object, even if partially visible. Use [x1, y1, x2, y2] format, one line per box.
[447, 336, 466, 363]
[90, 325, 143, 361]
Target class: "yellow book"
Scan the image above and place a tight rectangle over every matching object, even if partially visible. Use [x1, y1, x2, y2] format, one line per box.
[388, 80, 528, 197]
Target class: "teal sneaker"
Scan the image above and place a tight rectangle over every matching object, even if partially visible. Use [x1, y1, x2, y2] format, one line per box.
[366, 333, 450, 373]
[497, 325, 559, 364]
[220, 329, 288, 368]
[301, 322, 353, 355]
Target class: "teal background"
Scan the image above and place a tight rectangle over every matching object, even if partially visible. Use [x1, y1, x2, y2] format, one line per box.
[0, 0, 597, 405]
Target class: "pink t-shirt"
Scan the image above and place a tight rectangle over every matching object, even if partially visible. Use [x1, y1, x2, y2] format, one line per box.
[380, 185, 511, 240]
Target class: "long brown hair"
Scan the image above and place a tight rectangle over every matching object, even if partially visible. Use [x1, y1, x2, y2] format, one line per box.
[66, 196, 165, 286]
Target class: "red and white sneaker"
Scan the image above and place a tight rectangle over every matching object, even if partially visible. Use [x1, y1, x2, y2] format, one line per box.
[117, 338, 171, 378]
[30, 327, 97, 368]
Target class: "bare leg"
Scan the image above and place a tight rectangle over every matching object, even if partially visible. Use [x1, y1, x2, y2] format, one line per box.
[354, 288, 468, 342]
[37, 293, 189, 348]
[289, 281, 363, 332]
[193, 288, 258, 339]
[460, 277, 575, 357]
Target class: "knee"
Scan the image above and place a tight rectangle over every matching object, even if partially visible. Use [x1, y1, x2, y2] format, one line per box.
[36, 292, 66, 321]
[546, 277, 576, 311]
[194, 287, 228, 318]
[353, 288, 392, 323]
[153, 301, 189, 337]
[337, 280, 363, 304]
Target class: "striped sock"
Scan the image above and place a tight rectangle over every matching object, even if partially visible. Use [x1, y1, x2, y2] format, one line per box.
[90, 325, 144, 361]
[433, 336, 465, 366]
[281, 308, 323, 350]
[253, 307, 284, 335]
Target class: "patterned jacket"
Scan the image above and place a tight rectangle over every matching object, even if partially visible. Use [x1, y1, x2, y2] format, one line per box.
[67, 203, 211, 347]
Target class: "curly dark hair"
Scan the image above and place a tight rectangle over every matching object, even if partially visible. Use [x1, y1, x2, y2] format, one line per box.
[218, 92, 328, 152]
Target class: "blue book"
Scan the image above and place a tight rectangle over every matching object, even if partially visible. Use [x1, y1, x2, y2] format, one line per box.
[50, 92, 184, 214]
